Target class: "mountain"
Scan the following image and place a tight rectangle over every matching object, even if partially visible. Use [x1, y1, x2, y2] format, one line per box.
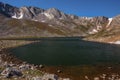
[0, 2, 120, 43]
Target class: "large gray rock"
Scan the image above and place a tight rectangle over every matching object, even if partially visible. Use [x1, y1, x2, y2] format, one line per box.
[1, 67, 22, 78]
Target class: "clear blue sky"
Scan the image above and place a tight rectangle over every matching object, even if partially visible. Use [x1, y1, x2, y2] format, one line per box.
[0, 0, 120, 17]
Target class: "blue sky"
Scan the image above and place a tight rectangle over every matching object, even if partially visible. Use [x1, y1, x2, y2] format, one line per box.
[0, 0, 120, 17]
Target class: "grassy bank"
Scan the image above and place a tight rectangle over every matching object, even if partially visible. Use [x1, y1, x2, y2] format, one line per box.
[0, 40, 37, 49]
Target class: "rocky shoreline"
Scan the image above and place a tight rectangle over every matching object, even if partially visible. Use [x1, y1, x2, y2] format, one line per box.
[1, 40, 120, 80]
[0, 49, 70, 80]
[0, 40, 70, 80]
[2, 49, 120, 80]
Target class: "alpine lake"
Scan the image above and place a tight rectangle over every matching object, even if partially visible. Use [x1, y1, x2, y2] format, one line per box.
[8, 37, 120, 79]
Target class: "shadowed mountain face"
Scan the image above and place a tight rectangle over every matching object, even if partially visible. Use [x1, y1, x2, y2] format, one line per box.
[0, 2, 120, 42]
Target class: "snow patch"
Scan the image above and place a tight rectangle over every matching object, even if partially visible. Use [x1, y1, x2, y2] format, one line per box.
[44, 12, 54, 19]
[12, 13, 17, 19]
[110, 41, 120, 44]
[114, 41, 120, 44]
[106, 18, 113, 27]
[12, 12, 23, 19]
[18, 12, 23, 19]
[97, 26, 102, 30]
[82, 17, 92, 20]
[92, 29, 98, 33]
[87, 17, 92, 20]
[89, 29, 98, 34]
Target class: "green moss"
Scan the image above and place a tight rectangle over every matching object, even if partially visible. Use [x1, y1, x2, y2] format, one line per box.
[23, 69, 43, 76]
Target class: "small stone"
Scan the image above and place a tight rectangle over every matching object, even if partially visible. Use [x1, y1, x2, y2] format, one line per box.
[35, 65, 39, 68]
[85, 76, 89, 80]
[22, 75, 26, 78]
[63, 78, 70, 80]
[57, 70, 61, 73]
[94, 77, 99, 80]
[14, 78, 17, 80]
[32, 76, 42, 80]
[39, 65, 44, 68]
[108, 67, 112, 69]
[102, 74, 106, 77]
[23, 62, 27, 64]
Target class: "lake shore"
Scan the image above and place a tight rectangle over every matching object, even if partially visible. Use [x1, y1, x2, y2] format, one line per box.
[1, 39, 120, 80]
[0, 40, 71, 80]
[2, 48, 120, 80]
[0, 48, 71, 80]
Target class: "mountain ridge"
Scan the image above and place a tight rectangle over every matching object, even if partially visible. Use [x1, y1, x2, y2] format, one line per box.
[0, 2, 120, 43]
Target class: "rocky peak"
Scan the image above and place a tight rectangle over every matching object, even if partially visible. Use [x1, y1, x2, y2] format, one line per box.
[0, 2, 19, 17]
[107, 15, 120, 29]
[0, 2, 85, 21]
[19, 7, 33, 19]
[12, 6, 45, 20]
[68, 14, 79, 20]
[29, 6, 44, 15]
[46, 8, 59, 13]
[93, 16, 108, 25]
[44, 8, 67, 19]
[0, 1, 120, 37]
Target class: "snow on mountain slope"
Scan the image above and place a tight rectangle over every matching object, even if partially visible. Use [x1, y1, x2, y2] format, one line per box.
[106, 18, 113, 27]
[1, 1, 120, 42]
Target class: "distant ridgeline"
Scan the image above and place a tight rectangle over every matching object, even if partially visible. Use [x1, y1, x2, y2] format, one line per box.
[0, 2, 120, 43]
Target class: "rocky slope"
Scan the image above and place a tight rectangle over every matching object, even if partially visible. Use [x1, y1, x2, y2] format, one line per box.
[0, 2, 120, 42]
[86, 15, 120, 43]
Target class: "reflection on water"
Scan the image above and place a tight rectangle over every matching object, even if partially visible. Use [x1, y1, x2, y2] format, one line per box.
[10, 38, 120, 66]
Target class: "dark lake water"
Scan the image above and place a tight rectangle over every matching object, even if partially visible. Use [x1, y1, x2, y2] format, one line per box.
[10, 38, 120, 66]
